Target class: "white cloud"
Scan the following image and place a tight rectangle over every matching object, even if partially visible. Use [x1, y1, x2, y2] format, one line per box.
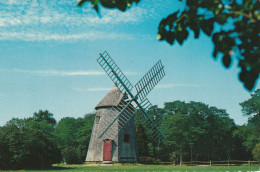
[0, 1, 153, 42]
[0, 31, 134, 41]
[91, 7, 146, 25]
[13, 69, 105, 76]
[75, 83, 205, 92]
[0, 1, 146, 27]
[72, 87, 111, 92]
[87, 88, 111, 92]
[124, 72, 139, 75]
[0, 0, 18, 5]
[1, 69, 138, 77]
[156, 83, 206, 88]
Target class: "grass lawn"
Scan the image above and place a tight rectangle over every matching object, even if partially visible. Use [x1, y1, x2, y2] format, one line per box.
[12, 164, 260, 172]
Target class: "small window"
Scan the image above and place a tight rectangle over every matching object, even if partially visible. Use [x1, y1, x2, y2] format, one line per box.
[123, 134, 130, 142]
[95, 116, 100, 124]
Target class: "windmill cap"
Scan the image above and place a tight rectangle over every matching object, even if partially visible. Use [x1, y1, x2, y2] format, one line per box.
[95, 86, 124, 109]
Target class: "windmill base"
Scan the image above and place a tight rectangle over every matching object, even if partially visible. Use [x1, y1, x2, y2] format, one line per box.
[85, 87, 138, 163]
[86, 135, 138, 163]
[85, 111, 138, 163]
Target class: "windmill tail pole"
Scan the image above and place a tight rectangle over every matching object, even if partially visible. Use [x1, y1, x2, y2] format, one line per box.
[98, 99, 134, 139]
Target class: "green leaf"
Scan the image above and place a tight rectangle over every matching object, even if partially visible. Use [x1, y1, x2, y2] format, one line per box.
[212, 32, 222, 44]
[201, 19, 214, 36]
[182, 29, 189, 41]
[177, 24, 182, 31]
[167, 11, 179, 25]
[213, 48, 218, 58]
[176, 29, 188, 45]
[222, 54, 231, 68]
[100, 0, 116, 8]
[77, 0, 99, 13]
[100, 0, 128, 11]
[92, 0, 99, 6]
[115, 1, 128, 11]
[215, 14, 229, 25]
[166, 32, 175, 45]
[186, 0, 199, 7]
[189, 21, 200, 38]
[239, 70, 256, 91]
[244, 0, 251, 9]
[176, 32, 183, 45]
[93, 4, 99, 13]
[92, 0, 100, 13]
[158, 19, 167, 40]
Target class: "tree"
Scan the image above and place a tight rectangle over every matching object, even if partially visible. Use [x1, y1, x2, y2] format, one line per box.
[160, 101, 196, 163]
[22, 120, 61, 168]
[240, 89, 260, 118]
[31, 110, 57, 126]
[252, 143, 260, 162]
[0, 114, 61, 170]
[239, 89, 260, 152]
[231, 126, 251, 160]
[55, 114, 94, 164]
[162, 113, 190, 163]
[159, 101, 243, 162]
[78, 0, 260, 91]
[136, 122, 149, 158]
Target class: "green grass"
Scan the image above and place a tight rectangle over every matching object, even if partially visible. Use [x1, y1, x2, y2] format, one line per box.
[8, 164, 260, 172]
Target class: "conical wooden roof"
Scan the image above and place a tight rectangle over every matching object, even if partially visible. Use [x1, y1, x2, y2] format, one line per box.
[95, 86, 124, 109]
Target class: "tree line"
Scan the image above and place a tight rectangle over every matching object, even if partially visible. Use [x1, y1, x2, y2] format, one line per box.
[0, 111, 95, 170]
[137, 89, 260, 164]
[0, 89, 259, 169]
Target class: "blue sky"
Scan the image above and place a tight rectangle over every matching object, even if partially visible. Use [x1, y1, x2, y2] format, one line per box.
[0, 0, 259, 126]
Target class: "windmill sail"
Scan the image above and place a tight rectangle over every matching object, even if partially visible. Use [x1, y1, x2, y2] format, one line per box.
[135, 101, 167, 141]
[96, 51, 167, 142]
[135, 60, 165, 102]
[135, 103, 168, 142]
[97, 51, 134, 96]
[98, 99, 136, 140]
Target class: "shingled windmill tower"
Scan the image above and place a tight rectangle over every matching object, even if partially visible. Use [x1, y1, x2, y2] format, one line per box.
[86, 51, 167, 162]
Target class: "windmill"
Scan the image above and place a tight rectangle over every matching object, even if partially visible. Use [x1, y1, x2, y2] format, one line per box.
[86, 51, 167, 162]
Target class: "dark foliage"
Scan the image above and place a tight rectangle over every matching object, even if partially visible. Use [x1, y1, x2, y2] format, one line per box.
[55, 114, 95, 164]
[143, 101, 252, 163]
[237, 89, 260, 155]
[0, 110, 61, 170]
[136, 122, 149, 158]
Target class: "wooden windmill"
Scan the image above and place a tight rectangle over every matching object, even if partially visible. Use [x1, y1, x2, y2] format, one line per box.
[86, 51, 167, 162]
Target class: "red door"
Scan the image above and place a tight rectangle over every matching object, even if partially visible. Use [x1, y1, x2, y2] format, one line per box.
[103, 139, 112, 161]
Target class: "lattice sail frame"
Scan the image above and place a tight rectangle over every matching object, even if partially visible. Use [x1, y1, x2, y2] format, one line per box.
[96, 51, 167, 142]
[97, 99, 136, 140]
[135, 60, 165, 102]
[97, 51, 134, 96]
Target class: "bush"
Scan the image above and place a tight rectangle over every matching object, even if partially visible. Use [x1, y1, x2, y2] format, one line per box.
[139, 156, 161, 164]
[62, 147, 83, 164]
